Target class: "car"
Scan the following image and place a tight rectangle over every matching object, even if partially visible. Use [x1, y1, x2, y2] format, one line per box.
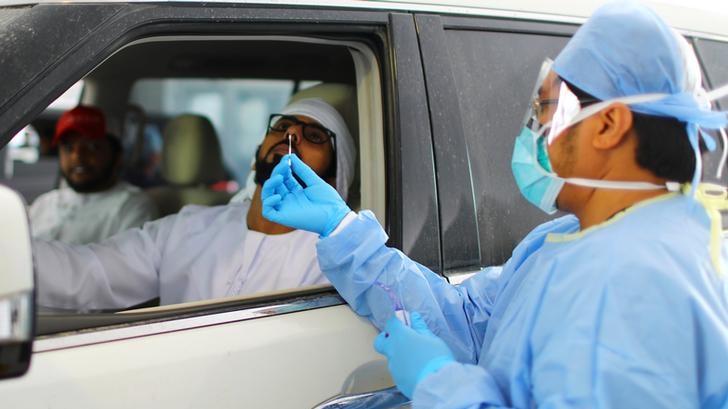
[0, 1, 727, 407]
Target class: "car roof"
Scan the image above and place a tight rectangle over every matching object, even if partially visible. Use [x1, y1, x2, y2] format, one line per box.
[0, 0, 726, 39]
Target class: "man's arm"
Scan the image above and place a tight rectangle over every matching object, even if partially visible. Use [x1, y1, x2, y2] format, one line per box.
[34, 215, 172, 311]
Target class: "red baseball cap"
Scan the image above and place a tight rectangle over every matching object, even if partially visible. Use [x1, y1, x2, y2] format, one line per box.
[53, 105, 107, 145]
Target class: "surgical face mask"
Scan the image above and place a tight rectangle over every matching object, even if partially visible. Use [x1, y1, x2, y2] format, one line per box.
[511, 126, 564, 214]
[511, 59, 680, 215]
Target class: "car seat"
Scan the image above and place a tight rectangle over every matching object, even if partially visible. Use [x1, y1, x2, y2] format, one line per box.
[145, 114, 232, 216]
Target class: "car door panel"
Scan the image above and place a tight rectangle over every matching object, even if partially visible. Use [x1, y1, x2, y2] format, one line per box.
[0, 304, 389, 408]
[0, 3, 420, 406]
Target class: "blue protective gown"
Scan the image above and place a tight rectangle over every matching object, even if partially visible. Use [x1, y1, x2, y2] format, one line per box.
[317, 193, 728, 408]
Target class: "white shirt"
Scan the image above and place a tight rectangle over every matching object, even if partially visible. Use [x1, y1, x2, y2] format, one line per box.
[29, 181, 157, 244]
[34, 201, 327, 311]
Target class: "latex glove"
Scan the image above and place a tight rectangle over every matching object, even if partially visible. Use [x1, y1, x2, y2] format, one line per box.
[374, 312, 456, 398]
[261, 154, 351, 237]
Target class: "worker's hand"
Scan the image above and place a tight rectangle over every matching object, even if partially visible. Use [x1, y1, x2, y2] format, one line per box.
[262, 154, 351, 237]
[374, 312, 456, 399]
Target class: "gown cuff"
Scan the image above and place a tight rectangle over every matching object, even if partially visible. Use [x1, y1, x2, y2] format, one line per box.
[413, 362, 506, 408]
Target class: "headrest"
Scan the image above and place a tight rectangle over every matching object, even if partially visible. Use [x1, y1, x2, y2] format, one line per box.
[161, 114, 226, 185]
[288, 83, 358, 141]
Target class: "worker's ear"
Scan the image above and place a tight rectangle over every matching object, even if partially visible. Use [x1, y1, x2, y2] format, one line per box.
[592, 102, 633, 150]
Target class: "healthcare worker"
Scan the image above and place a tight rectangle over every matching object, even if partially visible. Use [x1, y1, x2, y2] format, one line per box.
[262, 1, 728, 407]
[34, 98, 356, 311]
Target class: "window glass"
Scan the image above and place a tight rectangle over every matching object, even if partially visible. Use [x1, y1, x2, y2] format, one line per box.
[46, 81, 85, 112]
[24, 37, 365, 330]
[444, 30, 568, 266]
[130, 79, 294, 186]
[0, 81, 84, 201]
[696, 39, 728, 110]
[692, 39, 728, 184]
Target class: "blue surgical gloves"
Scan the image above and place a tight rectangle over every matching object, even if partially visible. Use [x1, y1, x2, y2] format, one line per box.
[374, 312, 456, 398]
[261, 154, 351, 237]
[263, 155, 456, 398]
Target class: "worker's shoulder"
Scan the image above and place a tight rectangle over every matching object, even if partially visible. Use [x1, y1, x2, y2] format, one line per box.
[549, 197, 707, 281]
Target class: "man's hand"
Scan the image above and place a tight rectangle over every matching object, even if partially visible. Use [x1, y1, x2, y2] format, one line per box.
[374, 312, 456, 398]
[261, 154, 351, 237]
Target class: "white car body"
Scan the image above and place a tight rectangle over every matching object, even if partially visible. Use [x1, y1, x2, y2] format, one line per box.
[0, 1, 726, 408]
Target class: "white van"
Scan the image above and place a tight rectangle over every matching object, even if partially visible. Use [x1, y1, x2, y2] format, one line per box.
[0, 1, 727, 407]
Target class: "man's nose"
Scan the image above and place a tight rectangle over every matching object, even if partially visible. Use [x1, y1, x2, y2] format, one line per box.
[68, 144, 84, 161]
[285, 125, 303, 145]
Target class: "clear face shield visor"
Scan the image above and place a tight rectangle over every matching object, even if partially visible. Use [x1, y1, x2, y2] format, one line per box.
[513, 58, 681, 207]
[523, 58, 597, 147]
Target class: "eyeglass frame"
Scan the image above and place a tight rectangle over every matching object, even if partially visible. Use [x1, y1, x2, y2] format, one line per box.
[531, 98, 560, 119]
[266, 114, 337, 145]
[531, 96, 602, 120]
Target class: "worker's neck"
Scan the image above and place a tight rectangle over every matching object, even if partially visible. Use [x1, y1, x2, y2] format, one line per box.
[571, 185, 669, 230]
[246, 185, 295, 234]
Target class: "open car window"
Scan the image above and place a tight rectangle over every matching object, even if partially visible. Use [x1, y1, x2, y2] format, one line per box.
[4, 34, 385, 335]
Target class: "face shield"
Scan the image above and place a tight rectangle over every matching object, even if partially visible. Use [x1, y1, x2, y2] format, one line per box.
[512, 58, 682, 215]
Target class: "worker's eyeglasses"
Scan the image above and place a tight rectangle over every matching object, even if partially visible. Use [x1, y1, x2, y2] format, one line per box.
[531, 98, 560, 119]
[267, 114, 336, 145]
[531, 97, 600, 122]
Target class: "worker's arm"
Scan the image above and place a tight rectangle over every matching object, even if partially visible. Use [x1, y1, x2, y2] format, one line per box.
[409, 262, 699, 408]
[317, 209, 502, 364]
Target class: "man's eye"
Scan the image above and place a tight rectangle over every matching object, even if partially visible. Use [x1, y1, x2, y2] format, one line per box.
[272, 119, 295, 131]
[306, 129, 327, 143]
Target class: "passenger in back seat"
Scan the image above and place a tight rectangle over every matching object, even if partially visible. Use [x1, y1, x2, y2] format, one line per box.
[33, 98, 356, 311]
[29, 105, 157, 244]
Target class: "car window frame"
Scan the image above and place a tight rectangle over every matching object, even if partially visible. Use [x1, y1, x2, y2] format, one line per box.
[0, 2, 404, 337]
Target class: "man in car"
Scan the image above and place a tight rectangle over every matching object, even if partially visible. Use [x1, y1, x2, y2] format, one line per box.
[29, 105, 157, 244]
[261, 1, 728, 407]
[34, 98, 356, 311]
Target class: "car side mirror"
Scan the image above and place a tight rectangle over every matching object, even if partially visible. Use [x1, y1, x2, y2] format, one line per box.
[0, 184, 34, 380]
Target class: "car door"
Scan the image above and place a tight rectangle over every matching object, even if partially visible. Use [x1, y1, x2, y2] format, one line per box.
[0, 3, 439, 408]
[413, 13, 574, 281]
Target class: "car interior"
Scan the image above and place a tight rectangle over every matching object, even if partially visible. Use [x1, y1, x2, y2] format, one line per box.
[0, 35, 386, 334]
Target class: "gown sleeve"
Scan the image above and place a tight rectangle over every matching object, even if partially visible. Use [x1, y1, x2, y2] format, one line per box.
[317, 210, 504, 363]
[411, 245, 706, 408]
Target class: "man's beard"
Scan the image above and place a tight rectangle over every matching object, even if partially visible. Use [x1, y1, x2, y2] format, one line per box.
[253, 145, 283, 186]
[253, 143, 335, 187]
[62, 162, 117, 193]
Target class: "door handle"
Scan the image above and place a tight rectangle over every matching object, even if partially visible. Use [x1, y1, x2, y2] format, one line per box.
[312, 386, 410, 409]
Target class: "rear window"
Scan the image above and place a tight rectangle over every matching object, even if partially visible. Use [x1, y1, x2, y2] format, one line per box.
[129, 79, 295, 186]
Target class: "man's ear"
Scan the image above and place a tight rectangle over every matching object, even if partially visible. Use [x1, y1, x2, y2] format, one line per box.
[592, 102, 633, 150]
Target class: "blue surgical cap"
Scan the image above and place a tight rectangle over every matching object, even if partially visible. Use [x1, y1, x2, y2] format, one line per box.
[553, 0, 728, 187]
